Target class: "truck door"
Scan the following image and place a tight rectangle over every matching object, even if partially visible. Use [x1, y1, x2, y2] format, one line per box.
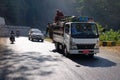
[64, 24, 70, 51]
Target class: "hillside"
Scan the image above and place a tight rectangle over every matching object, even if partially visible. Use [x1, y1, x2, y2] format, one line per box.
[0, 0, 76, 30]
[0, 0, 120, 30]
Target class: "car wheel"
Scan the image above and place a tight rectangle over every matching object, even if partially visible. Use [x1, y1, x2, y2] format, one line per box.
[31, 38, 34, 41]
[37, 39, 40, 42]
[41, 39, 44, 42]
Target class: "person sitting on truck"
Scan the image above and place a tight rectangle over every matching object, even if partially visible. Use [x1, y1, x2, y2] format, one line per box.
[54, 9, 64, 23]
[88, 17, 94, 22]
[46, 23, 54, 42]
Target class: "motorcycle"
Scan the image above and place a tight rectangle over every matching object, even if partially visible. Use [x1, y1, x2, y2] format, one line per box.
[10, 35, 15, 44]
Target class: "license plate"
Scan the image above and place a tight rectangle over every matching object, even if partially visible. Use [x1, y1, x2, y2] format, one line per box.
[83, 50, 90, 54]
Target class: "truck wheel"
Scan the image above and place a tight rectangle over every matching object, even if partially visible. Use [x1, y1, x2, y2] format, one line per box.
[61, 45, 64, 53]
[55, 42, 60, 51]
[88, 54, 94, 58]
[64, 47, 70, 57]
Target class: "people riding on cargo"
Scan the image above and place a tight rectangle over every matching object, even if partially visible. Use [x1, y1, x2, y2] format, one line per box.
[88, 17, 94, 22]
[46, 23, 49, 35]
[54, 9, 64, 23]
[46, 23, 54, 42]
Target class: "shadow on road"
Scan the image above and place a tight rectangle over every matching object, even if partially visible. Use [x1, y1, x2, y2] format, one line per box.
[51, 49, 117, 68]
[51, 49, 116, 68]
[0, 45, 28, 80]
[68, 55, 116, 68]
[0, 45, 60, 80]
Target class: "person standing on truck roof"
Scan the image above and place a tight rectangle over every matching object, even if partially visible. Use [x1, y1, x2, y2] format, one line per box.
[54, 9, 64, 23]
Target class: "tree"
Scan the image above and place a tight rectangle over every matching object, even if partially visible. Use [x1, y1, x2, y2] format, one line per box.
[75, 0, 120, 30]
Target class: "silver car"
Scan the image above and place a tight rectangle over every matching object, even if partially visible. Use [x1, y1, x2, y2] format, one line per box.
[28, 28, 44, 42]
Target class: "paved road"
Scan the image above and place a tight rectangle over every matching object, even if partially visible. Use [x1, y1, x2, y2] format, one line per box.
[0, 37, 120, 80]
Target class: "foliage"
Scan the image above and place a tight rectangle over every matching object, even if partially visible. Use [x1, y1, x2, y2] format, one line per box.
[100, 29, 120, 41]
[96, 23, 104, 34]
[0, 0, 75, 29]
[0, 0, 120, 31]
[75, 0, 120, 29]
[96, 23, 120, 41]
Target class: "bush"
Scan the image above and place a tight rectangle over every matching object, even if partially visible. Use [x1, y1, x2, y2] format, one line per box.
[96, 23, 120, 41]
[100, 29, 120, 41]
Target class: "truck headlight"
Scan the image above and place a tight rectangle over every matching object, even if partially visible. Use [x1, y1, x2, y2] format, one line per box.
[94, 41, 99, 48]
[70, 41, 77, 49]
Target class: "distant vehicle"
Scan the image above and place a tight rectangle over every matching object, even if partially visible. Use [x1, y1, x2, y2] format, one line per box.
[28, 28, 44, 42]
[16, 30, 20, 37]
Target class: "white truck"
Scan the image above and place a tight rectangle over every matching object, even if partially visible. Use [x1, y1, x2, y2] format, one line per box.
[51, 16, 99, 57]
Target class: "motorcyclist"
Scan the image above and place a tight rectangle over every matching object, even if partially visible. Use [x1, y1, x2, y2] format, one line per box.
[10, 30, 15, 44]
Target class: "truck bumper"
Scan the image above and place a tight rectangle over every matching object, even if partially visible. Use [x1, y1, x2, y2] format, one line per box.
[69, 48, 99, 54]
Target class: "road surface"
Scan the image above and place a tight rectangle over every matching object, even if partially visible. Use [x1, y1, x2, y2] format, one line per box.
[0, 37, 120, 80]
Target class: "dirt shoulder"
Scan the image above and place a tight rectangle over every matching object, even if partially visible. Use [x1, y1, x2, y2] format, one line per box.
[101, 46, 120, 54]
[100, 46, 120, 57]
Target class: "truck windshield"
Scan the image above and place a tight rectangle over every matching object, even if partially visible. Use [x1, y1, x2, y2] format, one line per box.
[71, 23, 99, 38]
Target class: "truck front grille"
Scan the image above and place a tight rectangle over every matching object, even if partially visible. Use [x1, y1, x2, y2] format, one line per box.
[77, 44, 95, 49]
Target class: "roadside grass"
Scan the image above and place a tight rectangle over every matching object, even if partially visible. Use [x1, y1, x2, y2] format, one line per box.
[99, 41, 120, 46]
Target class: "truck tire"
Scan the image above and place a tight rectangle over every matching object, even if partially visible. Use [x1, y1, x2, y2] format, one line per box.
[61, 45, 64, 53]
[88, 54, 94, 58]
[55, 42, 60, 51]
[64, 46, 70, 57]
